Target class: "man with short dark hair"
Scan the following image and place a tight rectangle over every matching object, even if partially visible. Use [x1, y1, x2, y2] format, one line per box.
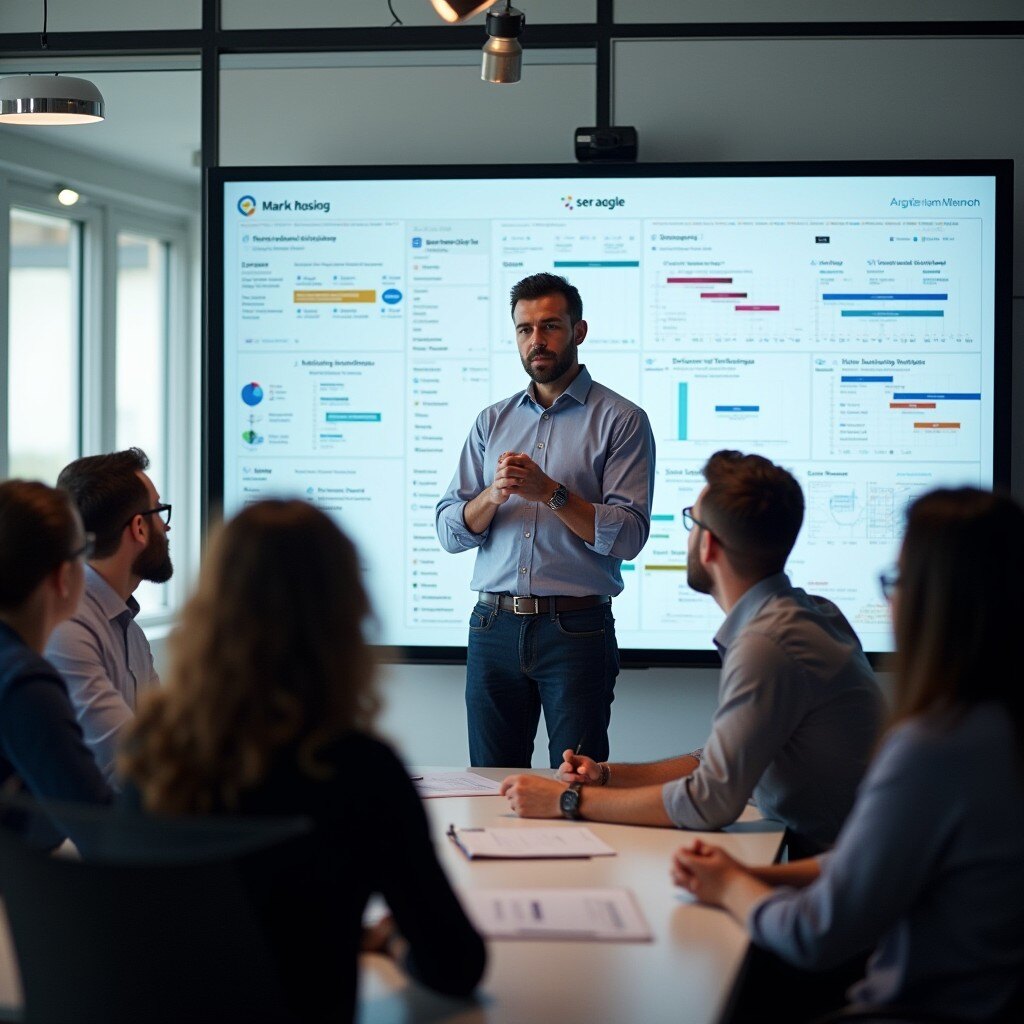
[46, 448, 171, 782]
[436, 273, 655, 769]
[501, 450, 883, 856]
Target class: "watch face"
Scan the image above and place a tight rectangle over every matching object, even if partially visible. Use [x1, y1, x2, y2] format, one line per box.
[560, 785, 581, 818]
[547, 483, 568, 509]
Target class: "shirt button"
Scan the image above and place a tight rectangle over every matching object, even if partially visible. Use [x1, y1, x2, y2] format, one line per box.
[536, 442, 544, 449]
[542, 413, 549, 420]
[525, 531, 531, 538]
[520, 567, 527, 574]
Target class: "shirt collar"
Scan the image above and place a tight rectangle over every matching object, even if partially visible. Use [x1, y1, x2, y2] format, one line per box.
[519, 364, 593, 411]
[713, 571, 791, 653]
[85, 564, 140, 623]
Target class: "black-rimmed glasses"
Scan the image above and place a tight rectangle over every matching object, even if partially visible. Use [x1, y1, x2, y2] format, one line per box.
[68, 532, 96, 562]
[878, 570, 900, 601]
[681, 505, 710, 533]
[125, 503, 172, 529]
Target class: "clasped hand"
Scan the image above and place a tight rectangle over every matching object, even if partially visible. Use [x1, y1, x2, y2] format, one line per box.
[489, 451, 554, 505]
[670, 838, 742, 907]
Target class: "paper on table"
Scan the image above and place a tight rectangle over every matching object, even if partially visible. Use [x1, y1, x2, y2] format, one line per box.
[463, 888, 652, 941]
[414, 772, 503, 798]
[447, 825, 616, 859]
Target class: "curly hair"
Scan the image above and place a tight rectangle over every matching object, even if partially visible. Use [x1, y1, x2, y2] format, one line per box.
[120, 500, 380, 814]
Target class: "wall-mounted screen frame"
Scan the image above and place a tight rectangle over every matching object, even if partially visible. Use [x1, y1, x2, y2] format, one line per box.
[207, 159, 1012, 667]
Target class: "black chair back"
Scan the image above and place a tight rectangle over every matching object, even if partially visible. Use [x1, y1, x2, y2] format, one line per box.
[0, 797, 312, 1024]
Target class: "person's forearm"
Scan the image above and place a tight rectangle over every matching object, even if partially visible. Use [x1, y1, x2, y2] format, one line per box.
[579, 783, 675, 826]
[462, 491, 501, 535]
[606, 753, 700, 788]
[720, 871, 775, 925]
[748, 858, 822, 888]
[551, 492, 596, 545]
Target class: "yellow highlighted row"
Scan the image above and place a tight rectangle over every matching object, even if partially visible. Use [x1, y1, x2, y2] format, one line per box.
[293, 289, 376, 304]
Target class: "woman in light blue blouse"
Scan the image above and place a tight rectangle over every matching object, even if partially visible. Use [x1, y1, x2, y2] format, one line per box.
[672, 486, 1024, 1022]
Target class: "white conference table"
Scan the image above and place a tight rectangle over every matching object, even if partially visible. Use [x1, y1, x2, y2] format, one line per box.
[0, 769, 783, 1024]
[358, 768, 784, 1024]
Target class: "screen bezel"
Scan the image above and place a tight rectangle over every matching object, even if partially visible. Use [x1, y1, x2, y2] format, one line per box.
[206, 158, 1013, 669]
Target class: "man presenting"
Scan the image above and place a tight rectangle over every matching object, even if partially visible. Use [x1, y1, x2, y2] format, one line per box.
[46, 448, 171, 782]
[501, 450, 882, 855]
[436, 273, 655, 769]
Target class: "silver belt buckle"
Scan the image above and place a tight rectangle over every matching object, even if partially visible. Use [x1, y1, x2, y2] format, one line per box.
[512, 596, 540, 615]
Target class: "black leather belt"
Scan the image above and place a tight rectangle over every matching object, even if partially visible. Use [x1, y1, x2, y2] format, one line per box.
[479, 593, 611, 616]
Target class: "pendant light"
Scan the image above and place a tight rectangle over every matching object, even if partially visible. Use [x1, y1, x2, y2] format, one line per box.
[0, 0, 105, 126]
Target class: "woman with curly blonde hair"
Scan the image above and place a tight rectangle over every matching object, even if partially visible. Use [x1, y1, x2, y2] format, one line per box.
[121, 499, 484, 1020]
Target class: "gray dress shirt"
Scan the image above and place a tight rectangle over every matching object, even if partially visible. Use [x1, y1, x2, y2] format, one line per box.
[435, 365, 655, 597]
[662, 573, 883, 850]
[46, 565, 160, 783]
[749, 703, 1024, 1020]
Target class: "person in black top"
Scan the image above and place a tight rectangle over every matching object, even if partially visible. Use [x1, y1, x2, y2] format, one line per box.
[120, 499, 486, 1021]
[0, 480, 112, 831]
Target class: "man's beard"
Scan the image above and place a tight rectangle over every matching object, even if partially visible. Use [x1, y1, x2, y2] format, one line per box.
[133, 529, 173, 584]
[686, 545, 712, 595]
[521, 341, 577, 384]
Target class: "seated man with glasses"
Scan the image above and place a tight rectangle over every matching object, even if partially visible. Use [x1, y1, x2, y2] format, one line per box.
[46, 448, 172, 784]
[501, 449, 883, 857]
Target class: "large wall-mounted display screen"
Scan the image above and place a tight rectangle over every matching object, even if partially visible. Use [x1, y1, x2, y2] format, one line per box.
[208, 162, 1011, 665]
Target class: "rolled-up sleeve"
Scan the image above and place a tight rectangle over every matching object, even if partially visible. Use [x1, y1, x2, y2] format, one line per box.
[587, 407, 655, 560]
[662, 632, 805, 830]
[435, 413, 490, 554]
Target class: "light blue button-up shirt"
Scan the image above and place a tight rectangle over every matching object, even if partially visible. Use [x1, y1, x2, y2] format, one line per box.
[45, 565, 160, 783]
[435, 366, 655, 598]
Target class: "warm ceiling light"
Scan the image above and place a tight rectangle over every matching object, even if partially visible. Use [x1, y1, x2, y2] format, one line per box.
[430, 0, 492, 22]
[481, 3, 525, 84]
[0, 75, 104, 125]
[56, 187, 80, 206]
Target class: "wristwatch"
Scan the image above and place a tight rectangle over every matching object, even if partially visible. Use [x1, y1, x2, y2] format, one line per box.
[547, 482, 569, 510]
[560, 782, 583, 820]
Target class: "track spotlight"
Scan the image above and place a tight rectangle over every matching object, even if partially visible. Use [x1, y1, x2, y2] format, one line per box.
[481, 3, 525, 84]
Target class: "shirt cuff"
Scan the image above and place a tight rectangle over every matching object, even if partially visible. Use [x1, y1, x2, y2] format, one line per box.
[587, 506, 625, 556]
[440, 503, 488, 549]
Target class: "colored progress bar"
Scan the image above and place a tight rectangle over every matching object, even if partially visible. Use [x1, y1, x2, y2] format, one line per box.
[822, 293, 948, 301]
[553, 260, 640, 268]
[840, 310, 943, 318]
[667, 277, 732, 284]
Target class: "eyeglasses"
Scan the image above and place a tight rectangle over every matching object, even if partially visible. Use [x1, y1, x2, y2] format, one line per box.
[681, 506, 710, 533]
[125, 503, 172, 529]
[68, 532, 96, 562]
[878, 570, 900, 601]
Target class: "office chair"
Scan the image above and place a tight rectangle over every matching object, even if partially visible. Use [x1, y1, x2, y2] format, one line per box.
[0, 796, 313, 1024]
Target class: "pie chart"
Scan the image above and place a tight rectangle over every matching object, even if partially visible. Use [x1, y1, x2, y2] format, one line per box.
[241, 382, 263, 406]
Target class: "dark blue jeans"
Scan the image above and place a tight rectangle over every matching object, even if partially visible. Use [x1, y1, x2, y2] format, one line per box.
[465, 599, 620, 769]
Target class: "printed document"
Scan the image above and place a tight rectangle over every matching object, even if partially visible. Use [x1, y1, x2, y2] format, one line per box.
[447, 825, 616, 859]
[414, 772, 503, 798]
[464, 888, 652, 941]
